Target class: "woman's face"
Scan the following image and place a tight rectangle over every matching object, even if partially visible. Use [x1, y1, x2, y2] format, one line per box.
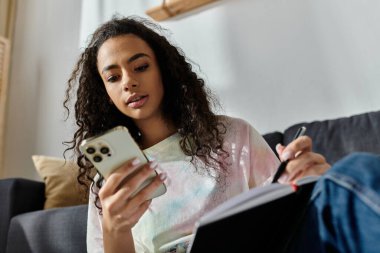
[97, 34, 164, 124]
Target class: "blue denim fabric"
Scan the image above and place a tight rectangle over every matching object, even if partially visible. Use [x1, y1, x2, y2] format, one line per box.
[290, 152, 380, 253]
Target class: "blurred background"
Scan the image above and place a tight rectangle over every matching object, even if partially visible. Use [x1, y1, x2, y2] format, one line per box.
[1, 0, 380, 179]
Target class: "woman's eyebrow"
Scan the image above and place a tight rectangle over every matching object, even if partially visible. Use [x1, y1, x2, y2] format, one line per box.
[102, 64, 118, 74]
[101, 53, 150, 74]
[128, 53, 150, 63]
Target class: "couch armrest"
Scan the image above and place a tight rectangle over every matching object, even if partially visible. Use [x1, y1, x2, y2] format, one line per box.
[283, 110, 380, 164]
[0, 178, 45, 253]
[263, 131, 283, 159]
[6, 205, 88, 253]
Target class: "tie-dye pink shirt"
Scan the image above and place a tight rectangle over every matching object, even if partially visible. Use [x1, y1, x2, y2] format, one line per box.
[87, 115, 280, 253]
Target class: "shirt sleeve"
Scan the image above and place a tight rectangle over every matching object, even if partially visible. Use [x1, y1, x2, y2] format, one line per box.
[247, 122, 281, 187]
[86, 175, 104, 253]
[86, 175, 147, 253]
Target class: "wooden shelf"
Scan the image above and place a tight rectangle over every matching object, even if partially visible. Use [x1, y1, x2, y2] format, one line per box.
[0, 36, 10, 178]
[146, 0, 219, 21]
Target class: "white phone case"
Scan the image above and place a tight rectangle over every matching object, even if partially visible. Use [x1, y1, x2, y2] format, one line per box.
[79, 126, 166, 199]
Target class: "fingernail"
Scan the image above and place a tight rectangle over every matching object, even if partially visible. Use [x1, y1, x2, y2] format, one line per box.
[159, 172, 167, 180]
[150, 161, 158, 169]
[281, 151, 292, 161]
[132, 158, 141, 166]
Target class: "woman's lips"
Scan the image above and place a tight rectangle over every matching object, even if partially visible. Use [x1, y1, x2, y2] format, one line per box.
[127, 95, 148, 109]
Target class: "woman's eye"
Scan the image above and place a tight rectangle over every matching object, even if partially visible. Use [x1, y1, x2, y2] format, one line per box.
[135, 64, 149, 72]
[107, 75, 119, 82]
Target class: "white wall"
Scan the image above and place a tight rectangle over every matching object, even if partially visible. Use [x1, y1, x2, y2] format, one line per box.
[3, 0, 82, 179]
[80, 0, 380, 132]
[3, 0, 380, 179]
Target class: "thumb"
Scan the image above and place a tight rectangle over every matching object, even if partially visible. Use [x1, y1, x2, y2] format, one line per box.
[276, 143, 285, 156]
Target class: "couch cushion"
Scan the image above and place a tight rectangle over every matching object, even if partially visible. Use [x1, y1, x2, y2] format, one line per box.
[262, 131, 283, 158]
[6, 205, 88, 253]
[283, 110, 380, 164]
[32, 155, 93, 209]
[0, 178, 44, 253]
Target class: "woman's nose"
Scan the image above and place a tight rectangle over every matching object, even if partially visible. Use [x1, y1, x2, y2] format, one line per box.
[122, 73, 139, 91]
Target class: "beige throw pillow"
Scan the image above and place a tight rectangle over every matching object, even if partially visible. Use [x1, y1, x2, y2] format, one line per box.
[32, 155, 89, 209]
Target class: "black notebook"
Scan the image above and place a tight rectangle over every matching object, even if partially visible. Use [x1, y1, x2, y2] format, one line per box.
[187, 176, 319, 253]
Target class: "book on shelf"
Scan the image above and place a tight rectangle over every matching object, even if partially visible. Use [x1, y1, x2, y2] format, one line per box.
[186, 175, 320, 253]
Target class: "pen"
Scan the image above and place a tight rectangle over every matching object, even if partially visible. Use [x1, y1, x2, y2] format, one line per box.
[271, 126, 307, 183]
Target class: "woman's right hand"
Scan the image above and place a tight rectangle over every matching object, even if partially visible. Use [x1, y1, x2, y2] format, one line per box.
[98, 158, 166, 252]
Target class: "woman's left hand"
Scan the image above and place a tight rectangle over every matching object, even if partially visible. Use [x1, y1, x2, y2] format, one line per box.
[276, 135, 331, 183]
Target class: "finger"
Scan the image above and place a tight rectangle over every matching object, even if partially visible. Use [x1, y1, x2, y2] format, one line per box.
[99, 157, 143, 199]
[280, 136, 312, 162]
[111, 169, 164, 222]
[101, 169, 156, 223]
[117, 163, 164, 205]
[276, 143, 285, 156]
[118, 161, 160, 200]
[102, 185, 134, 216]
[102, 173, 154, 221]
[286, 152, 327, 181]
[127, 172, 167, 207]
[290, 163, 331, 183]
[125, 199, 152, 225]
[113, 199, 152, 231]
[101, 161, 160, 215]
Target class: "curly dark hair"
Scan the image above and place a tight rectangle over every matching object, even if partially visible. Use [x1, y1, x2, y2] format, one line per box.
[63, 15, 229, 205]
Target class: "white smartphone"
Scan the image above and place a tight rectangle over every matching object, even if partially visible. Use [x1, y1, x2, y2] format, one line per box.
[79, 126, 166, 199]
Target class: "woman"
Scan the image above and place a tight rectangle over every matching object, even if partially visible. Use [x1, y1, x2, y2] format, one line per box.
[63, 16, 329, 253]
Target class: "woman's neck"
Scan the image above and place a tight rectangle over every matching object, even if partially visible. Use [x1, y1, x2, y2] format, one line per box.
[134, 116, 176, 149]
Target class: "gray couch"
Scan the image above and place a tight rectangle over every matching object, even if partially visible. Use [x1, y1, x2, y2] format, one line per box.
[1, 110, 380, 253]
[0, 179, 87, 253]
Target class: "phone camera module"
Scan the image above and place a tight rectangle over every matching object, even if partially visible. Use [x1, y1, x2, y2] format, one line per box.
[93, 155, 102, 163]
[86, 147, 96, 154]
[100, 147, 110, 154]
